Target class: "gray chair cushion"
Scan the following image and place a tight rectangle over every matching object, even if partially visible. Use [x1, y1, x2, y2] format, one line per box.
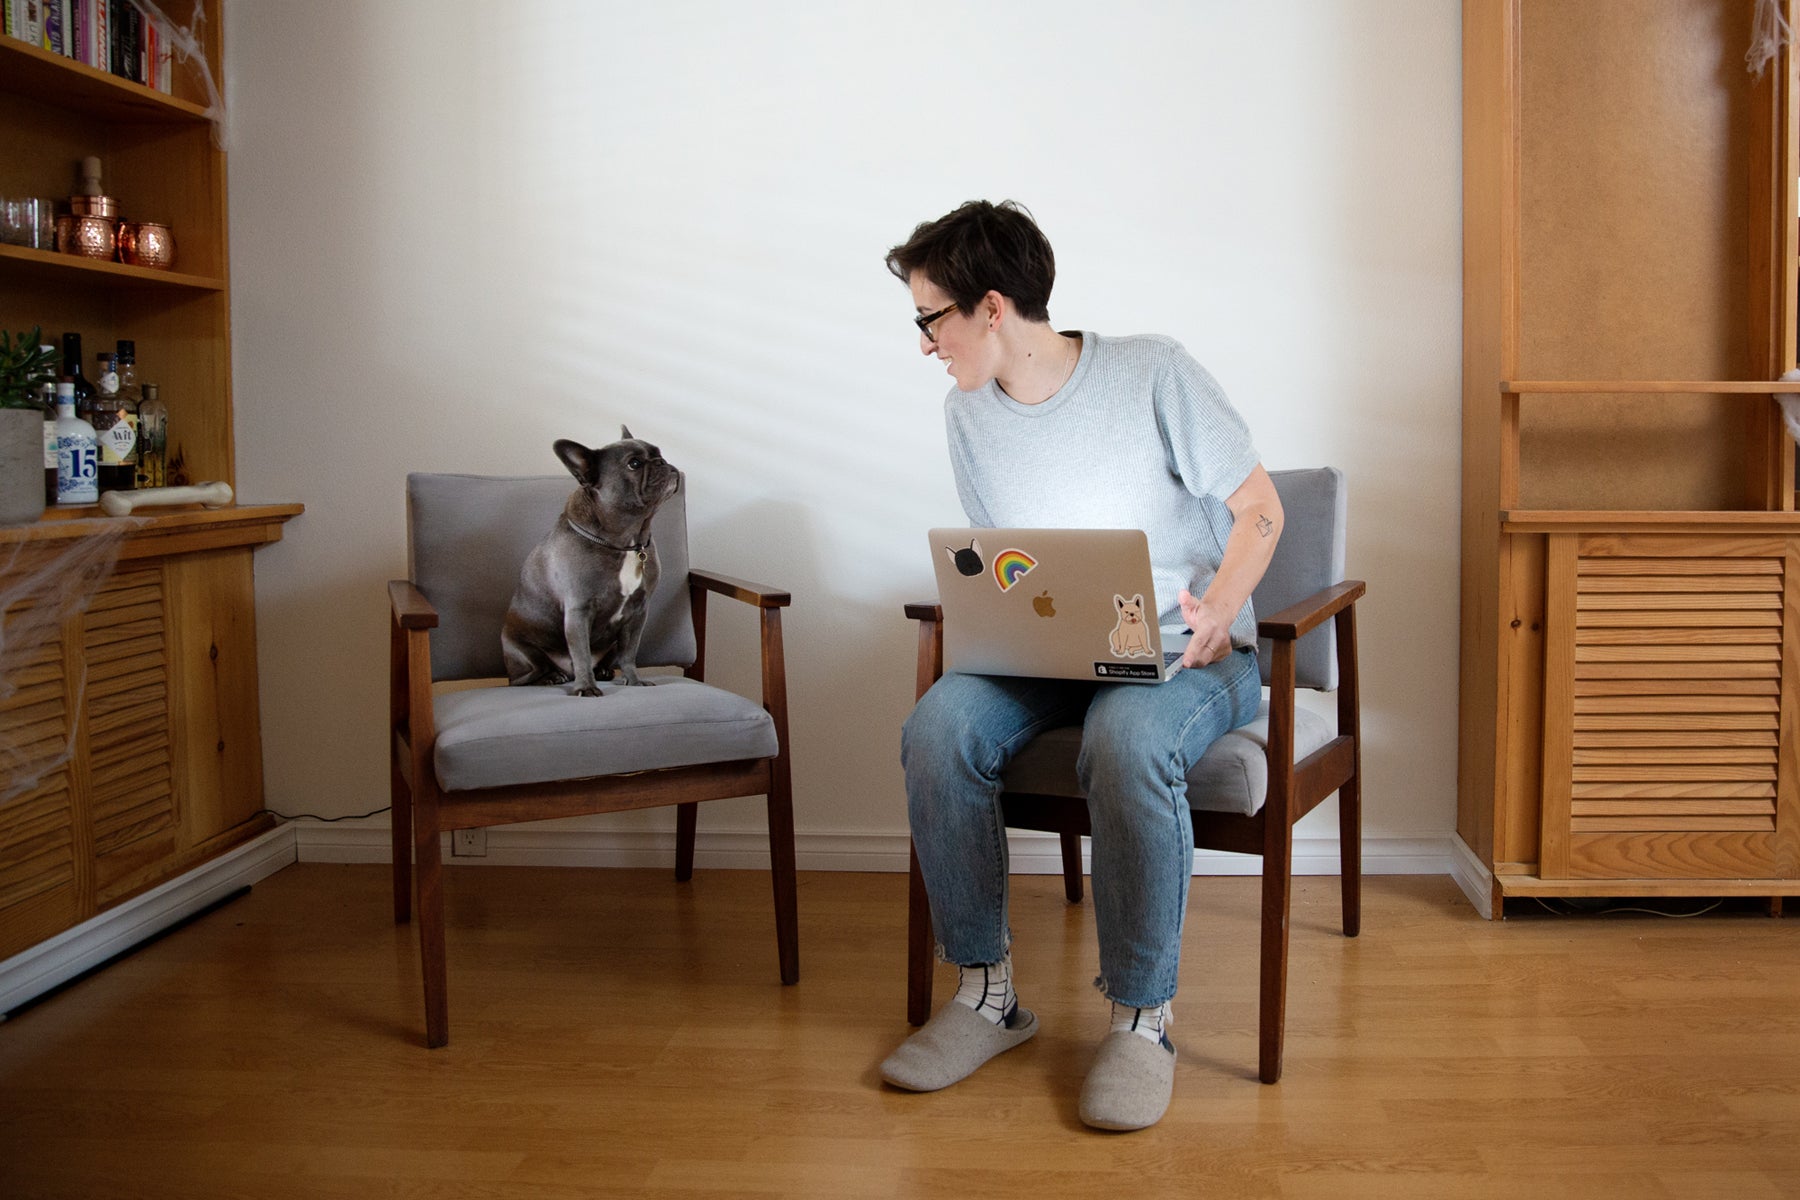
[999, 697, 1335, 817]
[407, 472, 697, 682]
[1256, 468, 1345, 691]
[431, 677, 777, 792]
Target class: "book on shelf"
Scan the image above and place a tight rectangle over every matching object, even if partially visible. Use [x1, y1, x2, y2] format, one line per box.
[7, 0, 176, 95]
[7, 0, 44, 46]
[110, 0, 132, 82]
[42, 0, 63, 55]
[93, 0, 107, 73]
[75, 0, 108, 73]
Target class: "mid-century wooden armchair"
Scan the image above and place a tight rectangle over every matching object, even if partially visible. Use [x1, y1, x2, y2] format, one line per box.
[903, 466, 1363, 1083]
[389, 473, 797, 1048]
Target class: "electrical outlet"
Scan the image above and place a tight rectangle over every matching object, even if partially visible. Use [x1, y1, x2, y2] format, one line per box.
[451, 829, 487, 857]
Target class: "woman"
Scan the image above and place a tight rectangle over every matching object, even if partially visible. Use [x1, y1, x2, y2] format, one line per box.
[878, 200, 1283, 1131]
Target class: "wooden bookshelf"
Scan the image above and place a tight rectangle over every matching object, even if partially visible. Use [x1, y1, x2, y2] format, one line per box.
[1459, 0, 1800, 916]
[0, 8, 303, 961]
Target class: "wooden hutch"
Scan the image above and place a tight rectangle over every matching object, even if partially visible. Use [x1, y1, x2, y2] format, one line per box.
[0, 5, 300, 961]
[1459, 0, 1800, 916]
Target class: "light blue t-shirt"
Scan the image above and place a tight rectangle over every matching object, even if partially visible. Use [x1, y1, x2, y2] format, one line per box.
[944, 331, 1260, 648]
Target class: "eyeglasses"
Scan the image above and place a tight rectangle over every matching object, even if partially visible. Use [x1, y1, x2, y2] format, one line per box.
[914, 302, 960, 341]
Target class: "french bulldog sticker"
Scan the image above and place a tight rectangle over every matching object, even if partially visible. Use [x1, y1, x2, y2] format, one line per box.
[945, 538, 985, 577]
[1108, 593, 1155, 658]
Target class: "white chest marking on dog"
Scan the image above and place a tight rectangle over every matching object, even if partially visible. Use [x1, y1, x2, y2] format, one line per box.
[613, 552, 646, 626]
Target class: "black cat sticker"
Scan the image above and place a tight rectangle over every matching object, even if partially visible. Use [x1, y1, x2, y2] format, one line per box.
[945, 538, 984, 577]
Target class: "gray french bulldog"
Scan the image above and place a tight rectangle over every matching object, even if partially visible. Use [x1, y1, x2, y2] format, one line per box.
[502, 428, 682, 696]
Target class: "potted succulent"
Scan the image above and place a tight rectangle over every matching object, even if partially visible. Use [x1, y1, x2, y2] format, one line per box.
[0, 328, 56, 525]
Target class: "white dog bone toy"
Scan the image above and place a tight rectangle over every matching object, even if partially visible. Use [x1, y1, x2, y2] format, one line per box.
[99, 481, 234, 516]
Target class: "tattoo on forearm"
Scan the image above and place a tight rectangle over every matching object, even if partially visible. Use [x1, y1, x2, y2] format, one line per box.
[1256, 515, 1273, 538]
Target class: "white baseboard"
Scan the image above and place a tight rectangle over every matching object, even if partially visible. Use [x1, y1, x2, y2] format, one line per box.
[0, 824, 297, 1017]
[296, 820, 1459, 878]
[1449, 834, 1497, 919]
[0, 821, 1460, 1017]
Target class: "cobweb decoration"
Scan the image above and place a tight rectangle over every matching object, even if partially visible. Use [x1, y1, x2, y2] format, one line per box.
[1747, 0, 1793, 77]
[1777, 369, 1800, 445]
[136, 0, 228, 149]
[0, 524, 135, 809]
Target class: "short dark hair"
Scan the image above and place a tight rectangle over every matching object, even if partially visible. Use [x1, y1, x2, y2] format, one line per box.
[885, 199, 1055, 323]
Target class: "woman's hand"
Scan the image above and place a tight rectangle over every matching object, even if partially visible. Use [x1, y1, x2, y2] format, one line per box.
[1174, 464, 1283, 670]
[1178, 588, 1233, 668]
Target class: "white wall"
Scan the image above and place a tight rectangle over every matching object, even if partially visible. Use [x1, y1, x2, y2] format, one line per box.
[225, 0, 1463, 863]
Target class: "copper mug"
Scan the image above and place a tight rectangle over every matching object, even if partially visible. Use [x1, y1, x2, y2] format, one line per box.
[121, 222, 174, 270]
[68, 214, 116, 260]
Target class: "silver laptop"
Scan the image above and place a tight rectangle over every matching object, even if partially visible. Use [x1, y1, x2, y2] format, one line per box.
[929, 527, 1184, 683]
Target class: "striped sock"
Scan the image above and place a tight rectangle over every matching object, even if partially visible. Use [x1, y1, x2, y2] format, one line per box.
[952, 955, 1017, 1026]
[1111, 999, 1172, 1047]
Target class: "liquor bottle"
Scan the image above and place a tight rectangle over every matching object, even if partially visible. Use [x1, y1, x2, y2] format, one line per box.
[96, 339, 141, 492]
[137, 383, 167, 488]
[85, 350, 122, 492]
[54, 383, 98, 506]
[59, 332, 94, 414]
[39, 345, 58, 506]
[114, 340, 141, 406]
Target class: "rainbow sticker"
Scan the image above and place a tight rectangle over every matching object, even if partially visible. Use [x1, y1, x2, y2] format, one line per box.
[993, 549, 1037, 592]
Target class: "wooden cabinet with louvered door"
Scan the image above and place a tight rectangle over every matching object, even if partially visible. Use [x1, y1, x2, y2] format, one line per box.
[1, 555, 184, 959]
[81, 560, 179, 902]
[1461, 0, 1800, 914]
[1539, 532, 1800, 882]
[0, 509, 299, 962]
[0, 556, 84, 961]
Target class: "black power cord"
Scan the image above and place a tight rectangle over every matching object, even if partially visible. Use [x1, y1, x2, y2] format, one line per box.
[262, 805, 392, 823]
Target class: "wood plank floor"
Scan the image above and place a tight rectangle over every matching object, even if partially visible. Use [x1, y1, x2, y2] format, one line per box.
[1, 864, 1798, 1198]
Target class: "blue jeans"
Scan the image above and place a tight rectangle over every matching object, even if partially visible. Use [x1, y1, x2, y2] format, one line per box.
[901, 648, 1261, 1008]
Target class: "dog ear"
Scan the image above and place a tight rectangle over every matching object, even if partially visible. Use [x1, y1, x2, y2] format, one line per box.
[553, 439, 598, 485]
[620, 424, 634, 442]
[1114, 594, 1126, 610]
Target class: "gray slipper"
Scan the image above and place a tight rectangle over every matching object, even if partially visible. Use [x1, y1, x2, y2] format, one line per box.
[879, 1002, 1039, 1092]
[1078, 1030, 1177, 1131]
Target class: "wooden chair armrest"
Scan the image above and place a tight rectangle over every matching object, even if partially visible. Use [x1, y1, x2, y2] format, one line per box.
[686, 571, 791, 725]
[1257, 579, 1365, 641]
[904, 600, 945, 698]
[388, 579, 439, 629]
[389, 580, 439, 784]
[684, 571, 792, 763]
[689, 569, 791, 609]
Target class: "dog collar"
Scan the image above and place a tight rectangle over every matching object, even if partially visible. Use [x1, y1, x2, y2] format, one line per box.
[565, 518, 649, 559]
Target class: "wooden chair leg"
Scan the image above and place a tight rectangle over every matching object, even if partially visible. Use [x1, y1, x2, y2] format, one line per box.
[906, 842, 934, 1025]
[414, 789, 449, 1049]
[1339, 774, 1362, 939]
[1058, 827, 1085, 903]
[390, 759, 412, 924]
[389, 615, 413, 925]
[766, 781, 799, 986]
[674, 802, 698, 882]
[1258, 818, 1295, 1085]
